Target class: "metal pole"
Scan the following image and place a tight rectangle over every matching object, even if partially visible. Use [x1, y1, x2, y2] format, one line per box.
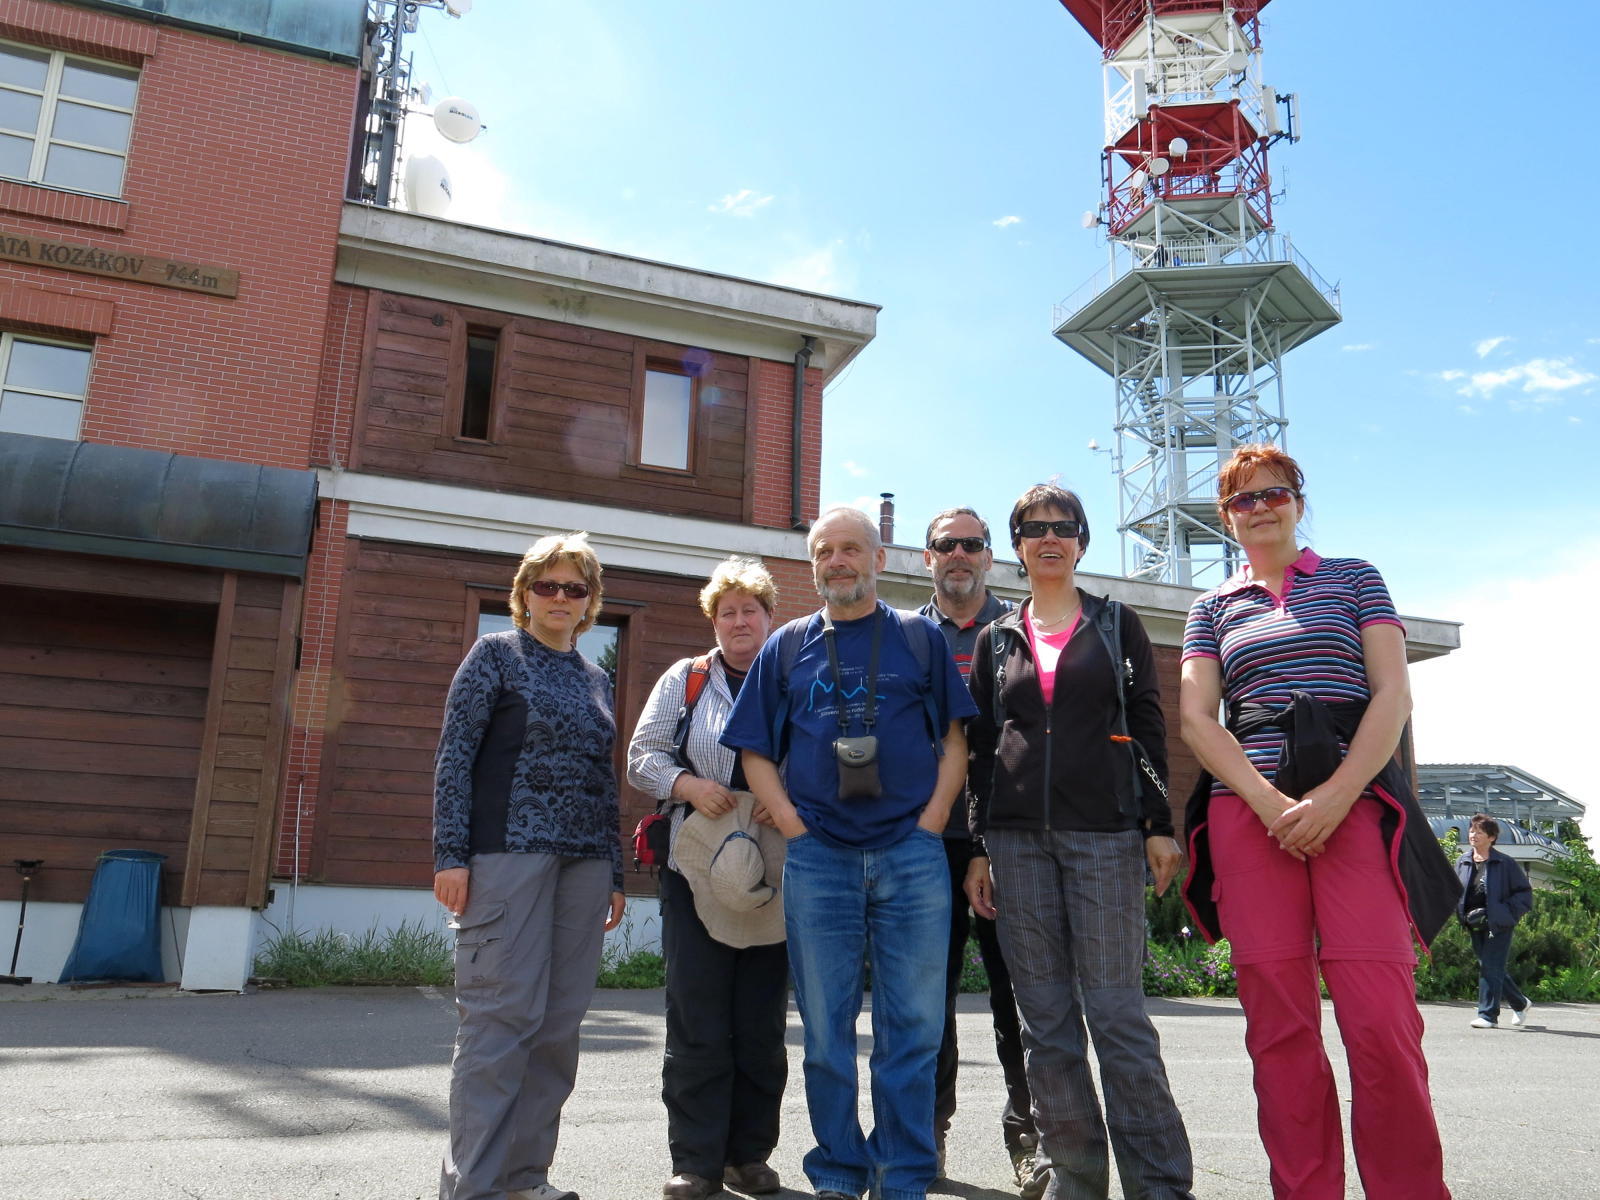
[3, 859, 42, 984]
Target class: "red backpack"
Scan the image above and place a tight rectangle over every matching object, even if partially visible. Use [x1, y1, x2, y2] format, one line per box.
[631, 654, 713, 869]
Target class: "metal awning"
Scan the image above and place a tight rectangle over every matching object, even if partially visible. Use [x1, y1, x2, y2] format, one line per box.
[0, 433, 317, 578]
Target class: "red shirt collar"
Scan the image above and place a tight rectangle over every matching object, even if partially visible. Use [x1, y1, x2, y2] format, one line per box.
[1217, 546, 1321, 595]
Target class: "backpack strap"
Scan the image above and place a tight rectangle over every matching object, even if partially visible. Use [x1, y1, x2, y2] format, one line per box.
[889, 607, 944, 756]
[767, 616, 812, 764]
[1091, 598, 1142, 821]
[669, 653, 715, 775]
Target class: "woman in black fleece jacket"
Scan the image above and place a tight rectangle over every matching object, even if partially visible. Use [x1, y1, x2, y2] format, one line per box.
[964, 484, 1192, 1200]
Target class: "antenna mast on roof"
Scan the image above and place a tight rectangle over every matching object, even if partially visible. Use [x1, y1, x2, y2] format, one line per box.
[1052, 1, 1340, 587]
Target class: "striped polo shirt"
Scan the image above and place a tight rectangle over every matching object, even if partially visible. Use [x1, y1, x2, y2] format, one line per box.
[1182, 548, 1405, 796]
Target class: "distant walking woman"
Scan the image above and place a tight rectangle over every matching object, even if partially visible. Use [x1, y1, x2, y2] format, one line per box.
[434, 532, 626, 1200]
[965, 483, 1194, 1200]
[1458, 813, 1534, 1030]
[627, 557, 789, 1200]
[1178, 444, 1459, 1199]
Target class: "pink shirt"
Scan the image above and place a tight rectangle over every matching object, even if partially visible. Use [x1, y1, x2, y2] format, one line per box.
[1023, 605, 1082, 707]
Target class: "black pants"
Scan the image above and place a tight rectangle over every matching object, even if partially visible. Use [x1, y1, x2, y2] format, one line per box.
[660, 865, 790, 1178]
[935, 837, 1035, 1152]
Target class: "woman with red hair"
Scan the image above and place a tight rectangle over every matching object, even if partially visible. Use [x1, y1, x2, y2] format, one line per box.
[1178, 444, 1459, 1199]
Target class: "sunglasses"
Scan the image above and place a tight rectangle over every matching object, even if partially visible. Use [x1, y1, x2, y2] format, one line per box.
[1222, 486, 1299, 515]
[928, 536, 988, 554]
[528, 580, 591, 599]
[1016, 519, 1082, 540]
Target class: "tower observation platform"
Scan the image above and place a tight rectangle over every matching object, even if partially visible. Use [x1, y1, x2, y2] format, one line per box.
[1053, 0, 1340, 587]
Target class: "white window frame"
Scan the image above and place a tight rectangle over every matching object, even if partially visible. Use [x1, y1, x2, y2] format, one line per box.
[0, 40, 138, 198]
[0, 331, 92, 441]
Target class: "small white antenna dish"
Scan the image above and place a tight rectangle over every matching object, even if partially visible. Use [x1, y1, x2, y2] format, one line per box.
[1087, 438, 1100, 451]
[405, 154, 452, 216]
[1168, 136, 1189, 158]
[1226, 50, 1247, 74]
[444, 0, 473, 16]
[1149, 156, 1171, 176]
[1129, 169, 1148, 191]
[1081, 210, 1098, 229]
[433, 97, 482, 143]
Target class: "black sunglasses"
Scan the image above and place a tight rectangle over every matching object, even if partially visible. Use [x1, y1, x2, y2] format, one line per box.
[528, 580, 591, 599]
[928, 536, 988, 554]
[1222, 486, 1299, 515]
[1016, 519, 1082, 540]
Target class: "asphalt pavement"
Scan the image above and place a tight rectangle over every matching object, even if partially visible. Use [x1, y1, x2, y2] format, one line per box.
[0, 983, 1594, 1199]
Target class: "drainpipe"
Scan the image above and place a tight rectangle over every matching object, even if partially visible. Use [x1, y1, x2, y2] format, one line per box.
[790, 336, 816, 530]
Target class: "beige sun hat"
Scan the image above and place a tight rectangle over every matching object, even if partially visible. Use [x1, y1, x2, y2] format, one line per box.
[672, 791, 787, 948]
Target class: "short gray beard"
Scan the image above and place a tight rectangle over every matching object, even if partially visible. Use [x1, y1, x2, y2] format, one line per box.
[818, 571, 871, 607]
[935, 567, 983, 605]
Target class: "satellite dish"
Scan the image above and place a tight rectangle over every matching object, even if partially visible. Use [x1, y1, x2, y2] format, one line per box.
[1130, 169, 1148, 190]
[405, 154, 452, 216]
[1168, 136, 1189, 158]
[1226, 50, 1248, 73]
[433, 97, 482, 144]
[1081, 210, 1098, 229]
[445, 0, 473, 15]
[1149, 156, 1171, 176]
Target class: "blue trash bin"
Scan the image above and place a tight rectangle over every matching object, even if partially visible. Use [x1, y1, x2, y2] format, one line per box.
[58, 850, 167, 983]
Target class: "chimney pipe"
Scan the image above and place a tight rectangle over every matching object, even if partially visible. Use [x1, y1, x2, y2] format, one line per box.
[878, 492, 895, 545]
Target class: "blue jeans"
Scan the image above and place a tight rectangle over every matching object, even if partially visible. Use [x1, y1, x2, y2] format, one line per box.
[1470, 925, 1529, 1023]
[784, 827, 950, 1200]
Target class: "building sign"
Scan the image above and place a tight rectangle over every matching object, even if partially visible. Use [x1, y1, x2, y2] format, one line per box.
[0, 230, 239, 298]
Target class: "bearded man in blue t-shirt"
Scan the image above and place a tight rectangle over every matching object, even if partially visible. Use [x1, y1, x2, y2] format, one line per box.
[722, 505, 976, 1200]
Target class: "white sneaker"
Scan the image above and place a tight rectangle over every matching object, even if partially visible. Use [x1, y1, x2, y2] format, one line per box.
[509, 1185, 579, 1200]
[1469, 1016, 1495, 1029]
[1512, 1003, 1530, 1027]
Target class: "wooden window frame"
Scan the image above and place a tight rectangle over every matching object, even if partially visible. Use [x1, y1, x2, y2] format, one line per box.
[0, 329, 92, 440]
[0, 39, 139, 199]
[443, 309, 513, 447]
[627, 355, 702, 478]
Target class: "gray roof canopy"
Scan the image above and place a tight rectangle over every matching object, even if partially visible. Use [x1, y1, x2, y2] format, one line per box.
[0, 433, 317, 578]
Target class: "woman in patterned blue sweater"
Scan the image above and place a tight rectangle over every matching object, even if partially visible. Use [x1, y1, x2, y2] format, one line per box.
[434, 532, 626, 1200]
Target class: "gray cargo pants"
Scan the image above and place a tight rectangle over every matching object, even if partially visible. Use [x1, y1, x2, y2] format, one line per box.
[439, 852, 611, 1200]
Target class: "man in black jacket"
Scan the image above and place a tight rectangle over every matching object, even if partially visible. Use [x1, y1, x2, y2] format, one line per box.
[918, 506, 1038, 1194]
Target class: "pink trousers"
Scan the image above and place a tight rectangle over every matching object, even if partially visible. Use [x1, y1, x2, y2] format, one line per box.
[1208, 793, 1450, 1199]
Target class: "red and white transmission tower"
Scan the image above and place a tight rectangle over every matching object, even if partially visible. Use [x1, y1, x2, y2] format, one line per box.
[1053, 1, 1341, 586]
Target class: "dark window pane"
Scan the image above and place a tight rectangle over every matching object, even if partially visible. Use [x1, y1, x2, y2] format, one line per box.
[59, 60, 138, 108]
[0, 390, 82, 440]
[52, 100, 131, 152]
[0, 89, 42, 134]
[5, 340, 91, 395]
[0, 46, 50, 92]
[641, 369, 692, 469]
[42, 142, 123, 195]
[460, 331, 497, 440]
[0, 131, 32, 177]
[477, 610, 515, 638]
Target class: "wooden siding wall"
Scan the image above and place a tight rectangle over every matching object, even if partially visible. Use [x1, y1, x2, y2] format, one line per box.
[350, 292, 752, 522]
[0, 549, 297, 908]
[313, 538, 711, 891]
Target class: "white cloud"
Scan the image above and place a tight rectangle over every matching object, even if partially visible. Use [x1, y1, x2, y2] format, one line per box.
[1457, 404, 1476, 415]
[1474, 335, 1510, 358]
[1410, 542, 1600, 842]
[1342, 343, 1375, 352]
[841, 460, 868, 478]
[708, 189, 775, 217]
[992, 215, 1023, 228]
[1570, 416, 1584, 424]
[1451, 357, 1596, 404]
[768, 239, 850, 294]
[1439, 369, 1466, 381]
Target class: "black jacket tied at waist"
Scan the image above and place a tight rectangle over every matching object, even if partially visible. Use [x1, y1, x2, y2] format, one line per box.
[1182, 690, 1462, 949]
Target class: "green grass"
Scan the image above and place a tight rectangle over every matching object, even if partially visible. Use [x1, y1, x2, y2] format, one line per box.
[253, 920, 453, 987]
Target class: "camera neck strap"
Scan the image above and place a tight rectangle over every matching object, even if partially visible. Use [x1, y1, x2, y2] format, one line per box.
[819, 607, 883, 735]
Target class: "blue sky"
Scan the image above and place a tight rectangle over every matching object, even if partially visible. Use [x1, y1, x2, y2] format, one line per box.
[403, 0, 1598, 835]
